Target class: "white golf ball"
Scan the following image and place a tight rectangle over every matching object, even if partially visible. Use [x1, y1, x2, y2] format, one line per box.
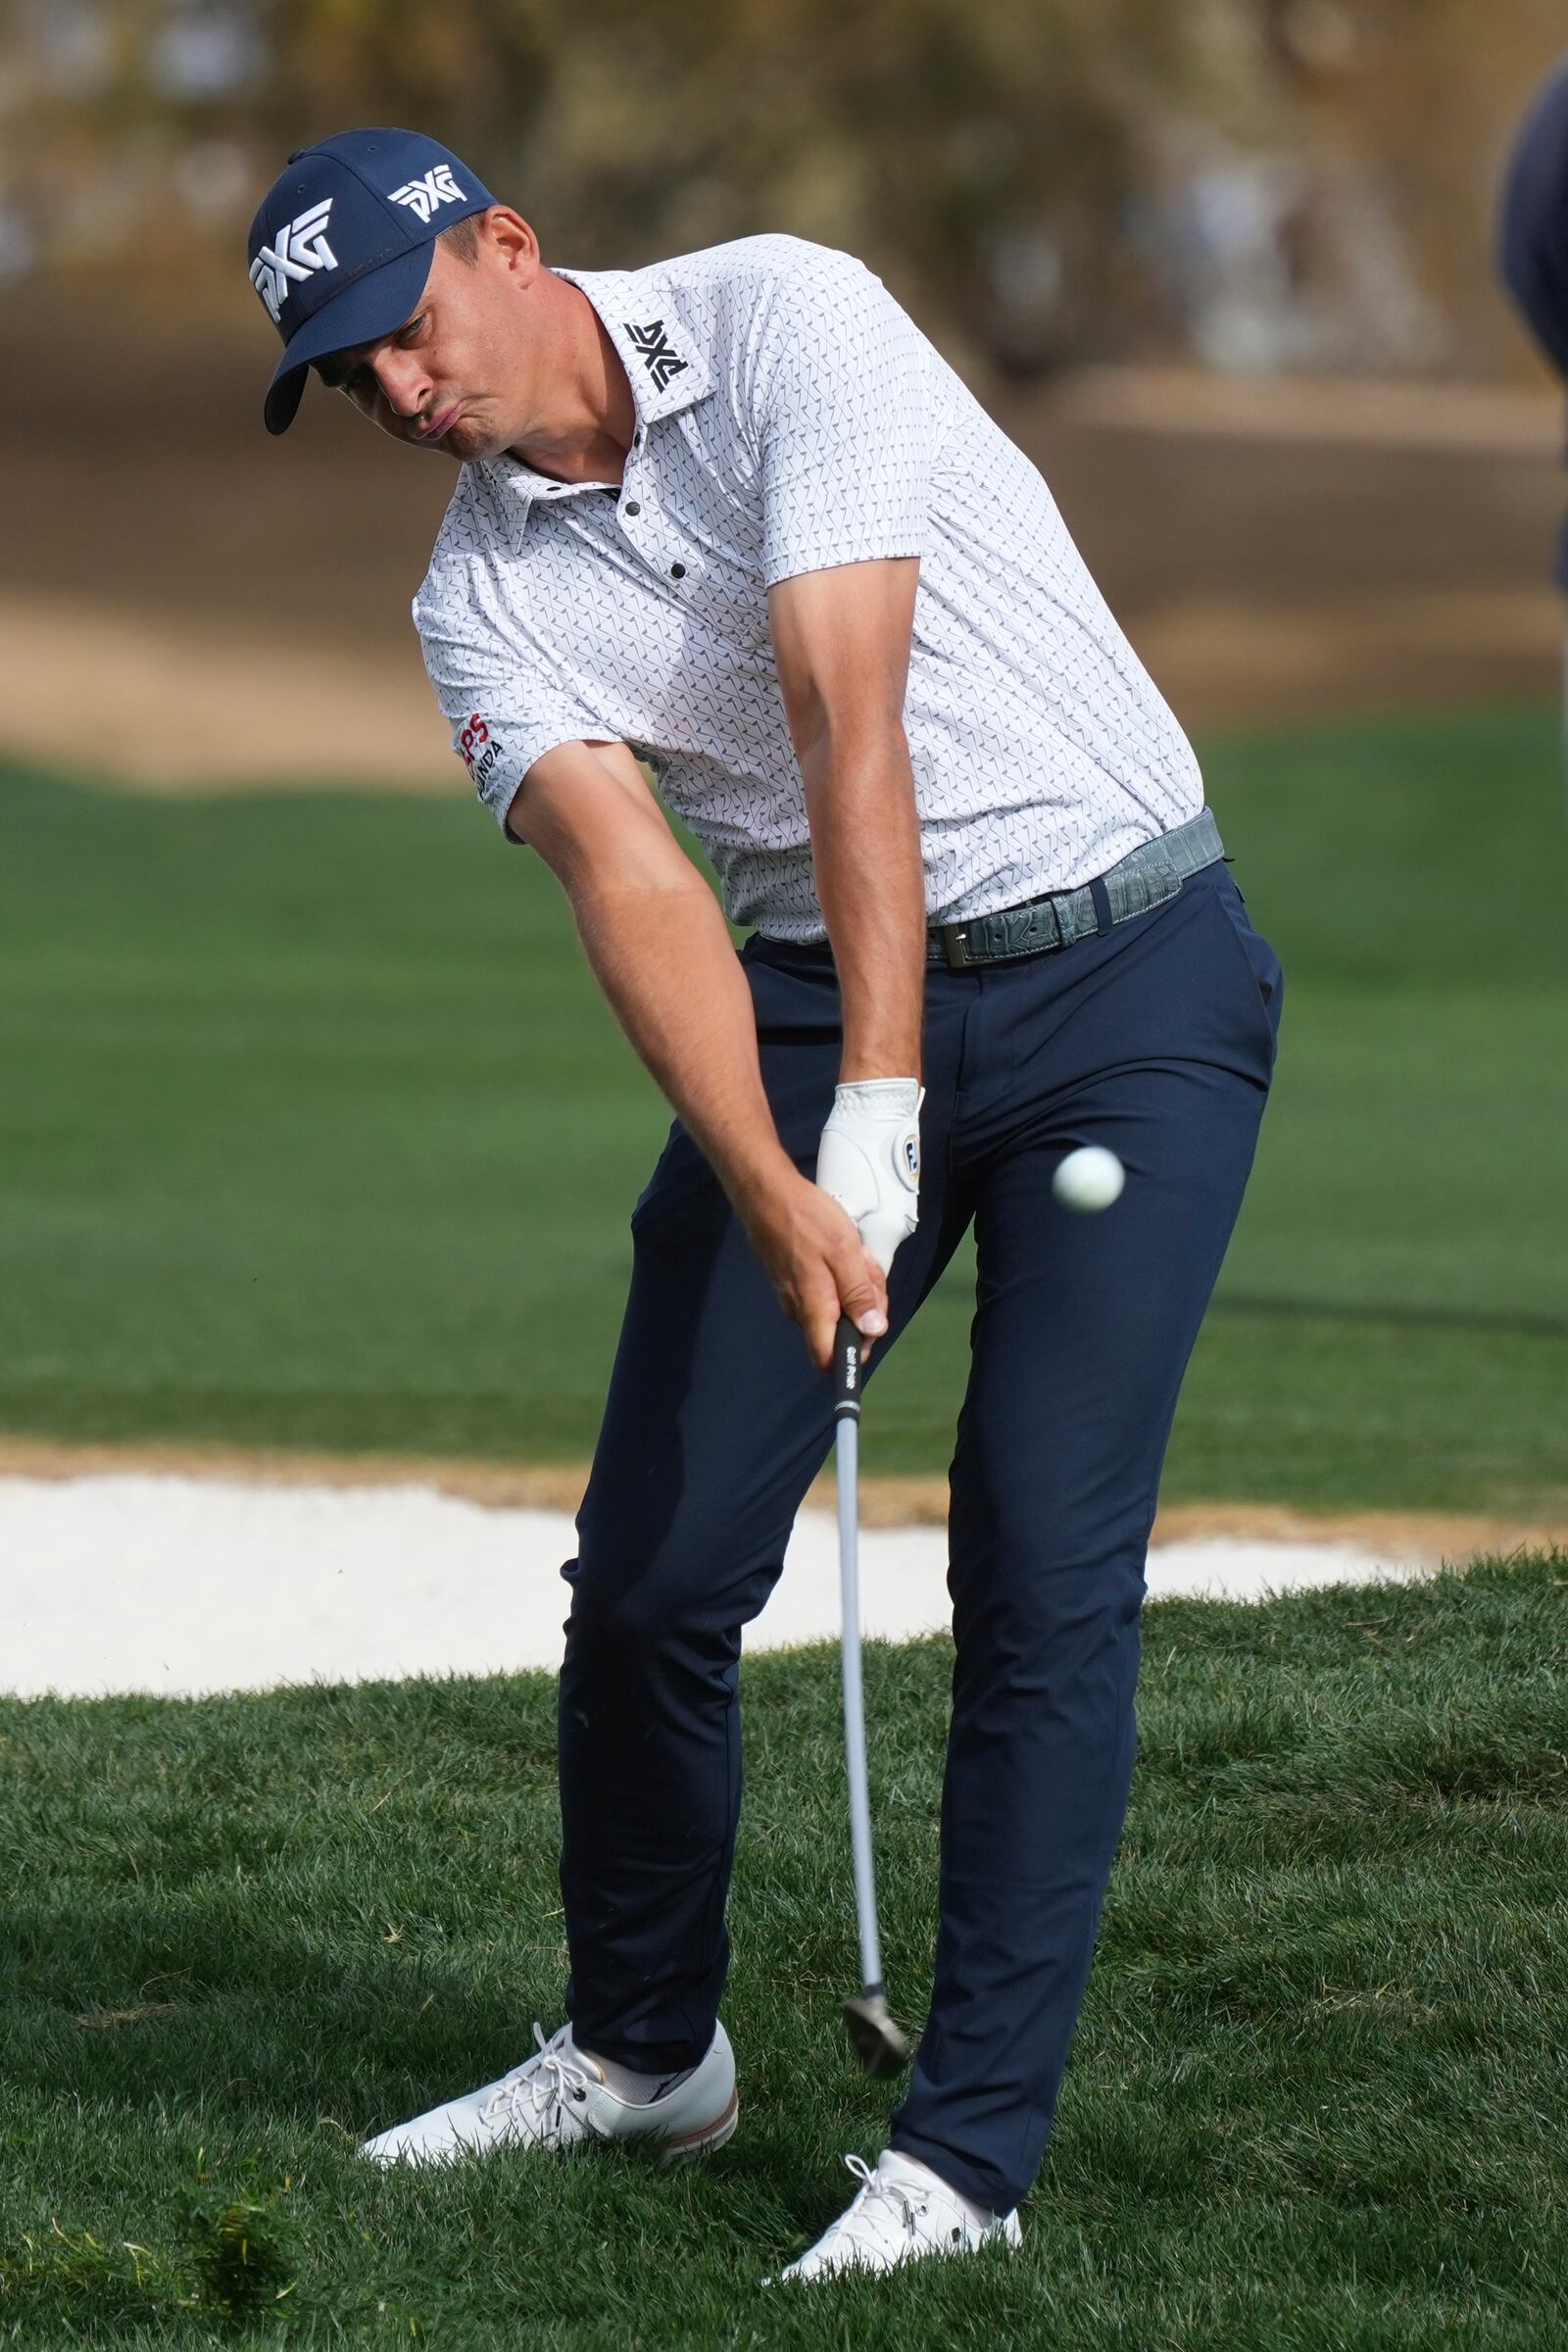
[1053, 1145, 1125, 1214]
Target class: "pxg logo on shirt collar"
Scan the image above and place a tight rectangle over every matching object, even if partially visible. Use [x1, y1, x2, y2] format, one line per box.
[625, 318, 689, 391]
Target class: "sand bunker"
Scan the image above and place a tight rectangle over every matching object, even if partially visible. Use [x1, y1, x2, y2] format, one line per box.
[4, 1467, 1500, 1700]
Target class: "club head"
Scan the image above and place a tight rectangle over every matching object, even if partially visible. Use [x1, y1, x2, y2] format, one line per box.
[842, 1991, 911, 2079]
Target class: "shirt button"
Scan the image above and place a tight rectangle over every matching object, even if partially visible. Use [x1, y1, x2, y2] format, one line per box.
[670, 562, 686, 578]
[624, 500, 641, 515]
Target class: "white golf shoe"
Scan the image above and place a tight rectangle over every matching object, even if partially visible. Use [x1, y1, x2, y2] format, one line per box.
[770, 2149, 1022, 2282]
[359, 2020, 738, 2170]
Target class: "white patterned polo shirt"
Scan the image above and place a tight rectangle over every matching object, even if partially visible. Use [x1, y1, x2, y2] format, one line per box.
[413, 232, 1203, 943]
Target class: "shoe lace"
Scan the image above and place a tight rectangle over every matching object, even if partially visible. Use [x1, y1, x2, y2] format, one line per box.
[833, 2153, 929, 2246]
[477, 2023, 592, 2132]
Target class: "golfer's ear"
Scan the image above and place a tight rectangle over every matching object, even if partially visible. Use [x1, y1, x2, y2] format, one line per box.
[482, 207, 539, 278]
[506, 739, 698, 902]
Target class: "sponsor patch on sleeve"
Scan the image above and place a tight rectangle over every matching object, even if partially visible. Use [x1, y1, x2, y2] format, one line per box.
[457, 710, 505, 797]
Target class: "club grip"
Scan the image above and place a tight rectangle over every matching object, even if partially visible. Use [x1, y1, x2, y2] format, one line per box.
[834, 1314, 863, 1420]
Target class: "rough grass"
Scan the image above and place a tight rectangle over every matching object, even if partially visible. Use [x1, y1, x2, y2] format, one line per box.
[3, 1550, 1566, 2345]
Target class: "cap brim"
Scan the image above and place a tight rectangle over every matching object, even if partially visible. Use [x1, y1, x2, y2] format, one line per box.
[263, 243, 436, 435]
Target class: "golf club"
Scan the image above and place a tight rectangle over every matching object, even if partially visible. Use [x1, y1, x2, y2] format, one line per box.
[833, 1311, 912, 2080]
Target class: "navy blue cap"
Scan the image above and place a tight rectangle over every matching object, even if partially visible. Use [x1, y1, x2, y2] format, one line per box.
[248, 127, 496, 434]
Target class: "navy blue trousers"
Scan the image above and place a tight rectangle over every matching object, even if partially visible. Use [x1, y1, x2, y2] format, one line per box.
[558, 855, 1282, 2213]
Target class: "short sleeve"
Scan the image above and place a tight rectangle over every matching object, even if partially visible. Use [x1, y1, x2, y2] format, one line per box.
[413, 557, 608, 845]
[752, 245, 941, 589]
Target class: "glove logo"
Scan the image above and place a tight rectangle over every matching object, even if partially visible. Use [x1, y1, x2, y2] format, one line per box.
[899, 1130, 920, 1189]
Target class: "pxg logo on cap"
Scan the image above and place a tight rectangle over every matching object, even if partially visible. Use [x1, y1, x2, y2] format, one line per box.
[247, 127, 495, 435]
[249, 197, 337, 321]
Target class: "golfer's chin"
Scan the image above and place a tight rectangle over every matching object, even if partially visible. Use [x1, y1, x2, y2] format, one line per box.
[436, 410, 508, 463]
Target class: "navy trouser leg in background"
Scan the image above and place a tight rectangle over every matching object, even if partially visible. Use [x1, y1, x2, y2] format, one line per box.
[557, 857, 1282, 2212]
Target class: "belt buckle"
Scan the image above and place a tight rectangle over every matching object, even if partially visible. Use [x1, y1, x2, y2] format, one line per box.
[938, 921, 972, 971]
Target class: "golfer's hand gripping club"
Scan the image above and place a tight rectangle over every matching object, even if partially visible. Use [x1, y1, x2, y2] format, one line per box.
[814, 1079, 925, 1288]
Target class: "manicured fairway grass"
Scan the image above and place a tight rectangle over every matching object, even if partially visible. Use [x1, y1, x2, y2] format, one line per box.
[3, 1550, 1565, 2344]
[0, 700, 1564, 1512]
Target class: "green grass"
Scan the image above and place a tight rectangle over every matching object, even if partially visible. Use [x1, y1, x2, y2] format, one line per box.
[3, 1550, 1565, 2345]
[0, 700, 1564, 1511]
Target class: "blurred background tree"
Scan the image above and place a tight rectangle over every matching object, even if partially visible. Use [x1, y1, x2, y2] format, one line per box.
[0, 0, 1563, 378]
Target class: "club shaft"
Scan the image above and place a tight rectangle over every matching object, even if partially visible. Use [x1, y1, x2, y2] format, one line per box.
[834, 1334, 884, 1997]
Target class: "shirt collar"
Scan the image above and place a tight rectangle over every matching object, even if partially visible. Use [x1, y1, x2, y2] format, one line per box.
[554, 264, 713, 425]
[479, 261, 711, 508]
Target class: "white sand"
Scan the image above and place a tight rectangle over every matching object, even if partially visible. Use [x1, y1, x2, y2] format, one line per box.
[0, 1472, 1452, 1700]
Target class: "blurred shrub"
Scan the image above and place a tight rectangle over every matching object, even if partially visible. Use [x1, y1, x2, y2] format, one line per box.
[0, 0, 1563, 377]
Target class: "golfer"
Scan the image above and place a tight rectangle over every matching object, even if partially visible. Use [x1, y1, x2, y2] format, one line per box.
[249, 128, 1283, 2280]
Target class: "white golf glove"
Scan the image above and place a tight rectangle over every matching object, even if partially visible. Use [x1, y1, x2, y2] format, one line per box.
[813, 1079, 925, 1277]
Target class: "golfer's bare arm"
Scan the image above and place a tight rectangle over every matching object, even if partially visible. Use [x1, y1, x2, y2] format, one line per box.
[765, 556, 926, 1086]
[503, 740, 794, 1216]
[505, 558, 924, 1211]
[503, 555, 921, 1364]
